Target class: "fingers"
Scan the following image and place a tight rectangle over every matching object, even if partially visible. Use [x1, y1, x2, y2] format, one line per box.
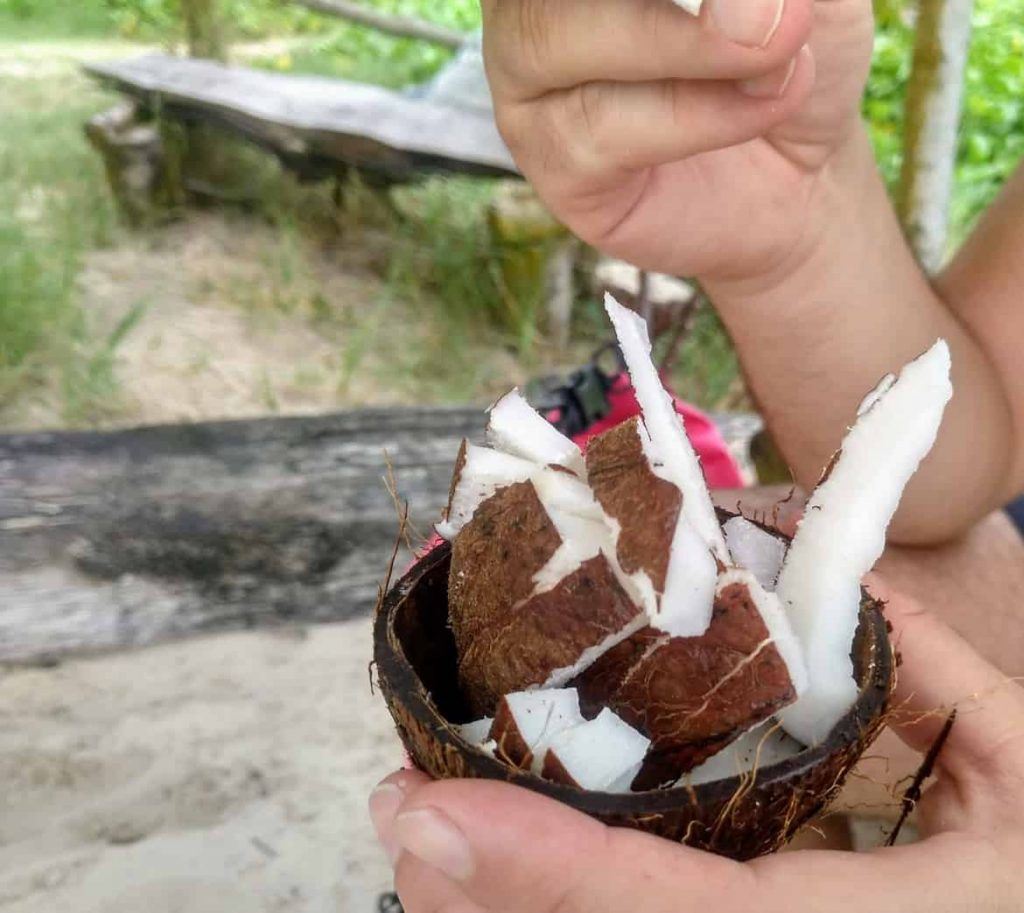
[499, 47, 814, 234]
[374, 776, 751, 913]
[752, 836, 1010, 913]
[873, 583, 1024, 793]
[394, 855, 483, 913]
[483, 0, 814, 101]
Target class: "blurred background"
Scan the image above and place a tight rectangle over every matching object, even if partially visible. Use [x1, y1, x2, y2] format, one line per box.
[0, 0, 1019, 433]
[0, 2, 1022, 911]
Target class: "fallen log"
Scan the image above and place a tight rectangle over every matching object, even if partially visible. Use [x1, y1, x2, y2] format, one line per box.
[0, 409, 481, 665]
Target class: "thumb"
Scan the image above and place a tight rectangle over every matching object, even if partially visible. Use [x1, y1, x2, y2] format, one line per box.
[870, 579, 1024, 799]
[383, 777, 748, 913]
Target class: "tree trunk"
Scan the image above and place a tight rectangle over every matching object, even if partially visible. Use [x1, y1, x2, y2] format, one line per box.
[896, 0, 975, 272]
[181, 0, 225, 61]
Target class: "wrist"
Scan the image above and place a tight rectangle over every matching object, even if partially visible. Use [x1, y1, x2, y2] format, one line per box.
[701, 121, 882, 309]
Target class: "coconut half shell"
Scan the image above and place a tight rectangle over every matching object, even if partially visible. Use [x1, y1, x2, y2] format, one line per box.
[574, 577, 799, 789]
[374, 518, 894, 861]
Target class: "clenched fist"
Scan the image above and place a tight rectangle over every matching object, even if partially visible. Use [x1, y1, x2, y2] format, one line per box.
[482, 0, 876, 284]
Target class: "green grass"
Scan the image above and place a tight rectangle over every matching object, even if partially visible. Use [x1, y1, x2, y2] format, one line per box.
[0, 0, 117, 40]
[0, 61, 126, 424]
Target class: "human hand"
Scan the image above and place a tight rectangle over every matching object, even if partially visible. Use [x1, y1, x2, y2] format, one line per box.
[482, 0, 876, 284]
[369, 591, 1024, 912]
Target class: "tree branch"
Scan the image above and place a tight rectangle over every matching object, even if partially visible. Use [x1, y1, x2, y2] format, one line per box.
[290, 0, 465, 49]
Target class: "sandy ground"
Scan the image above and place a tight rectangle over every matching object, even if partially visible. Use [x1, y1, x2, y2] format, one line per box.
[0, 617, 401, 913]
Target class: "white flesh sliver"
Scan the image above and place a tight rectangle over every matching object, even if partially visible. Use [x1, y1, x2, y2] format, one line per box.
[458, 718, 494, 745]
[723, 516, 788, 592]
[530, 512, 609, 594]
[777, 341, 953, 745]
[437, 445, 537, 539]
[671, 0, 703, 14]
[487, 389, 585, 476]
[541, 613, 649, 689]
[498, 689, 584, 773]
[650, 515, 718, 637]
[717, 569, 808, 695]
[531, 469, 607, 523]
[604, 295, 729, 564]
[544, 709, 651, 792]
[530, 473, 621, 594]
[684, 722, 803, 786]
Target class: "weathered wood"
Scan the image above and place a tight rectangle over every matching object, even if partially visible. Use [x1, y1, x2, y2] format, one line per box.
[0, 408, 760, 665]
[292, 0, 465, 49]
[0, 409, 482, 665]
[84, 55, 518, 184]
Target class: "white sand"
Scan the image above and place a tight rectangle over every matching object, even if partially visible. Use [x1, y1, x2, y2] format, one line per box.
[0, 618, 402, 913]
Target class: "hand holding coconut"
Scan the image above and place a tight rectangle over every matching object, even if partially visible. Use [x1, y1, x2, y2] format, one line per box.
[375, 299, 954, 856]
[372, 591, 1024, 913]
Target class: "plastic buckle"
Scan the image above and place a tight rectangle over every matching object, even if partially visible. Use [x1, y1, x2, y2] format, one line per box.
[524, 344, 622, 439]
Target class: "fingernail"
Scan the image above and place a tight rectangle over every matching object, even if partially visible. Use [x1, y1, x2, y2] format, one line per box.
[393, 807, 475, 882]
[369, 783, 406, 862]
[738, 54, 797, 98]
[711, 0, 785, 48]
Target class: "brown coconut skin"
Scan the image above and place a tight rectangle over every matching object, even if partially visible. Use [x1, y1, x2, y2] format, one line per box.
[584, 418, 796, 786]
[449, 481, 641, 717]
[585, 416, 682, 592]
[374, 524, 895, 861]
[577, 581, 798, 789]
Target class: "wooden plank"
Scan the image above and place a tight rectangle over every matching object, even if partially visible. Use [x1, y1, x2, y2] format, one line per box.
[84, 55, 519, 182]
[0, 408, 759, 665]
[292, 0, 465, 49]
[0, 409, 482, 665]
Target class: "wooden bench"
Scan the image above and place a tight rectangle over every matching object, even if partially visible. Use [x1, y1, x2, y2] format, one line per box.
[85, 54, 516, 188]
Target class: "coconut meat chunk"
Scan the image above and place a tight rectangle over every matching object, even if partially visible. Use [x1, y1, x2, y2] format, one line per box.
[490, 689, 585, 771]
[487, 389, 585, 476]
[684, 722, 804, 786]
[717, 569, 808, 696]
[457, 718, 495, 745]
[777, 341, 953, 746]
[671, 0, 703, 14]
[437, 443, 538, 540]
[542, 709, 651, 792]
[604, 295, 729, 565]
[723, 516, 788, 592]
[650, 516, 719, 637]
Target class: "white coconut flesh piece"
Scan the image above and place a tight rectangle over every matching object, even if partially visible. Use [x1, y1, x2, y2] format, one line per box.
[457, 718, 494, 745]
[651, 514, 720, 637]
[542, 708, 652, 792]
[487, 389, 586, 476]
[604, 295, 730, 566]
[490, 688, 586, 772]
[437, 444, 538, 540]
[723, 516, 788, 592]
[671, 0, 703, 15]
[683, 722, 804, 787]
[777, 341, 953, 745]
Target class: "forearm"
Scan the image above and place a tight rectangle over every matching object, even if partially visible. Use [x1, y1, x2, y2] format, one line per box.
[705, 124, 1016, 544]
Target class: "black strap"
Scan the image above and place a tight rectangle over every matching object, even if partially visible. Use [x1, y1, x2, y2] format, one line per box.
[523, 344, 624, 438]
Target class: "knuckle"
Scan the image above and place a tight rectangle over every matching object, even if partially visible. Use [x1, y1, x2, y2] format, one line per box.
[561, 83, 618, 171]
